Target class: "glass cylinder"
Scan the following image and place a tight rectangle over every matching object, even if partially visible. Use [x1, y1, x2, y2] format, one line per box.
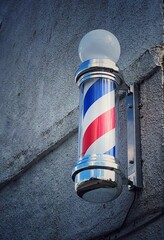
[78, 77, 118, 160]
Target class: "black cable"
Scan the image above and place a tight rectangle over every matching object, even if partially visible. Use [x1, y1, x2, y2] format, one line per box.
[108, 190, 137, 240]
[118, 190, 137, 231]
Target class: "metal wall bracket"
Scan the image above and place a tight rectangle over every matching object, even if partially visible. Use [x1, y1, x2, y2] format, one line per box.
[126, 83, 142, 190]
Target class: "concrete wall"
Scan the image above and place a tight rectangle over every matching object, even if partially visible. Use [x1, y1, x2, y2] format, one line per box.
[0, 0, 163, 239]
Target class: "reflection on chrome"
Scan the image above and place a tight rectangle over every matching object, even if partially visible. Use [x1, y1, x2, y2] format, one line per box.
[72, 154, 124, 203]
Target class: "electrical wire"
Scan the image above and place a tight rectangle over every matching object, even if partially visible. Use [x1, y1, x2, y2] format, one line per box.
[118, 190, 137, 231]
[108, 190, 137, 240]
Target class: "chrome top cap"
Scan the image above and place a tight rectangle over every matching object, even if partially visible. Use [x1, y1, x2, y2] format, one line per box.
[75, 59, 119, 83]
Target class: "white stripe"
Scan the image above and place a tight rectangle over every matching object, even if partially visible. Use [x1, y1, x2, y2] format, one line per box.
[82, 90, 115, 136]
[85, 128, 115, 155]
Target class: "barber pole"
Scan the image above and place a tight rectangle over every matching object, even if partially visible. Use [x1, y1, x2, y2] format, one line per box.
[72, 30, 125, 203]
[80, 78, 116, 158]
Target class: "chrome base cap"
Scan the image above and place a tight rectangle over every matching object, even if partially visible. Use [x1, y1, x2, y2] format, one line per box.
[72, 155, 124, 203]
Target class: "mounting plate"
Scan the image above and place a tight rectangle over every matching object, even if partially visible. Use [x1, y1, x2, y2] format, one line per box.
[126, 83, 142, 190]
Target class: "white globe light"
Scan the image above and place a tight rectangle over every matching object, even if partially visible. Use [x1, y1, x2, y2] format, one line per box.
[78, 29, 121, 63]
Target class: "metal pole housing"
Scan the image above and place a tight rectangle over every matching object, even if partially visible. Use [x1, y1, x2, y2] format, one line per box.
[72, 59, 126, 203]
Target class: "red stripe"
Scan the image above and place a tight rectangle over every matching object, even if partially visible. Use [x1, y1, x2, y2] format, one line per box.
[81, 107, 115, 156]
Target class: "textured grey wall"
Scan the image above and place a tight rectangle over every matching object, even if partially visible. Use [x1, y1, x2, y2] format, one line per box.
[0, 0, 162, 183]
[0, 0, 163, 240]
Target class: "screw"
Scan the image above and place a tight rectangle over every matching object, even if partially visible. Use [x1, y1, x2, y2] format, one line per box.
[128, 104, 133, 109]
[138, 103, 143, 109]
[129, 160, 134, 164]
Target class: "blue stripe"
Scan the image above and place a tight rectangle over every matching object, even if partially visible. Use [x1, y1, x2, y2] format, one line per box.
[104, 146, 116, 157]
[83, 78, 115, 117]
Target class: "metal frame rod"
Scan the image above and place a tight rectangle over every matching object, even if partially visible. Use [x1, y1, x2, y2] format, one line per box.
[126, 83, 142, 189]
